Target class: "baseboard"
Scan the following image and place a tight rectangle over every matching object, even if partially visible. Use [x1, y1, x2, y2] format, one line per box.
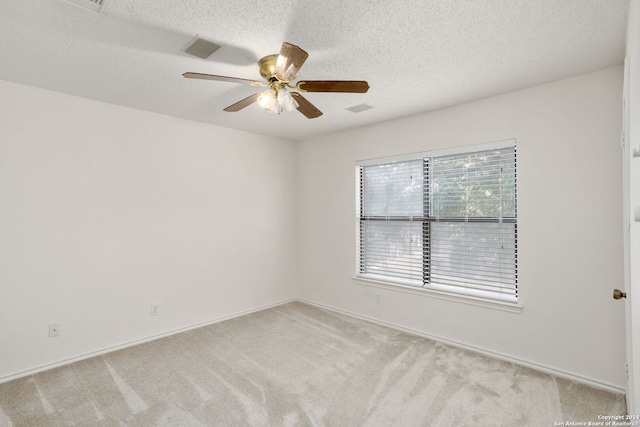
[0, 298, 296, 384]
[3, 296, 626, 395]
[297, 298, 626, 395]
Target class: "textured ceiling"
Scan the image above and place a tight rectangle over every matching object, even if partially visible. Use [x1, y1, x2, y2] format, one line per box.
[0, 0, 629, 141]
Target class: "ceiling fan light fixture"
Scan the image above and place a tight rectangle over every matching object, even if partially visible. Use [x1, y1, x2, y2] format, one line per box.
[257, 88, 281, 114]
[268, 102, 282, 114]
[182, 41, 368, 119]
[277, 87, 299, 112]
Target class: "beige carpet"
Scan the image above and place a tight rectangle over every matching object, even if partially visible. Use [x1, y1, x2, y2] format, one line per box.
[0, 301, 626, 426]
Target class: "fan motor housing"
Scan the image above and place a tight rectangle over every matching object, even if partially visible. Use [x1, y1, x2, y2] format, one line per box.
[259, 55, 278, 81]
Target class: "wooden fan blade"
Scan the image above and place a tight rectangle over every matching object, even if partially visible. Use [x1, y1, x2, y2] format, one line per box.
[296, 80, 369, 93]
[183, 72, 262, 86]
[223, 93, 260, 112]
[291, 92, 323, 119]
[274, 42, 309, 82]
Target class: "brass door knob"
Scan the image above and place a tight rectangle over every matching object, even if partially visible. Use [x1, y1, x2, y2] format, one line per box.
[613, 289, 627, 300]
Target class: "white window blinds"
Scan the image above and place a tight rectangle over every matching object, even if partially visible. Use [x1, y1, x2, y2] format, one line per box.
[359, 159, 425, 286]
[357, 143, 517, 303]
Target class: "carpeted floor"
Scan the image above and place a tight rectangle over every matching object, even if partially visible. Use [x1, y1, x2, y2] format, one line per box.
[0, 301, 626, 426]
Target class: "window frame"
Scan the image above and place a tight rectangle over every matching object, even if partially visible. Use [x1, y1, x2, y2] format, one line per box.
[354, 139, 522, 312]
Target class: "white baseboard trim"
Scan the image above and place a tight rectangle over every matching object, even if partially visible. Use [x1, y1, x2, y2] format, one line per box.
[0, 298, 296, 385]
[2, 297, 626, 396]
[298, 298, 626, 396]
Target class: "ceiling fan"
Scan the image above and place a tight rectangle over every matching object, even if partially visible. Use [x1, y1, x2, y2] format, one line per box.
[183, 42, 369, 119]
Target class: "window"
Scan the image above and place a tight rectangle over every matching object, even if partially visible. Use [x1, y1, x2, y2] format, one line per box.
[356, 141, 517, 303]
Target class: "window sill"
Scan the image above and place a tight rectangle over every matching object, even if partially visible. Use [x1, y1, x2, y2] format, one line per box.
[352, 276, 523, 314]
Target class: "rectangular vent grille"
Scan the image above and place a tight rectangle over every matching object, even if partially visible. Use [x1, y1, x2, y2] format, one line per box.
[183, 35, 222, 59]
[64, 0, 105, 13]
[346, 103, 374, 113]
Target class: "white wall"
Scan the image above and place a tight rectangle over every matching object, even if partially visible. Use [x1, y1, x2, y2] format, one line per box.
[297, 66, 626, 390]
[0, 80, 297, 381]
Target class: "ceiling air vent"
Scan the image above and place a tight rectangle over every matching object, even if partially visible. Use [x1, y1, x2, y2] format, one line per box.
[346, 103, 374, 113]
[64, 0, 106, 13]
[183, 35, 221, 60]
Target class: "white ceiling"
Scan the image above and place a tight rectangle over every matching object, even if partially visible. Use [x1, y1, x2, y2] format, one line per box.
[0, 0, 629, 141]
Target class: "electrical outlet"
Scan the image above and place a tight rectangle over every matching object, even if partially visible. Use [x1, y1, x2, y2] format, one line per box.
[376, 293, 381, 304]
[48, 323, 60, 338]
[150, 304, 160, 316]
